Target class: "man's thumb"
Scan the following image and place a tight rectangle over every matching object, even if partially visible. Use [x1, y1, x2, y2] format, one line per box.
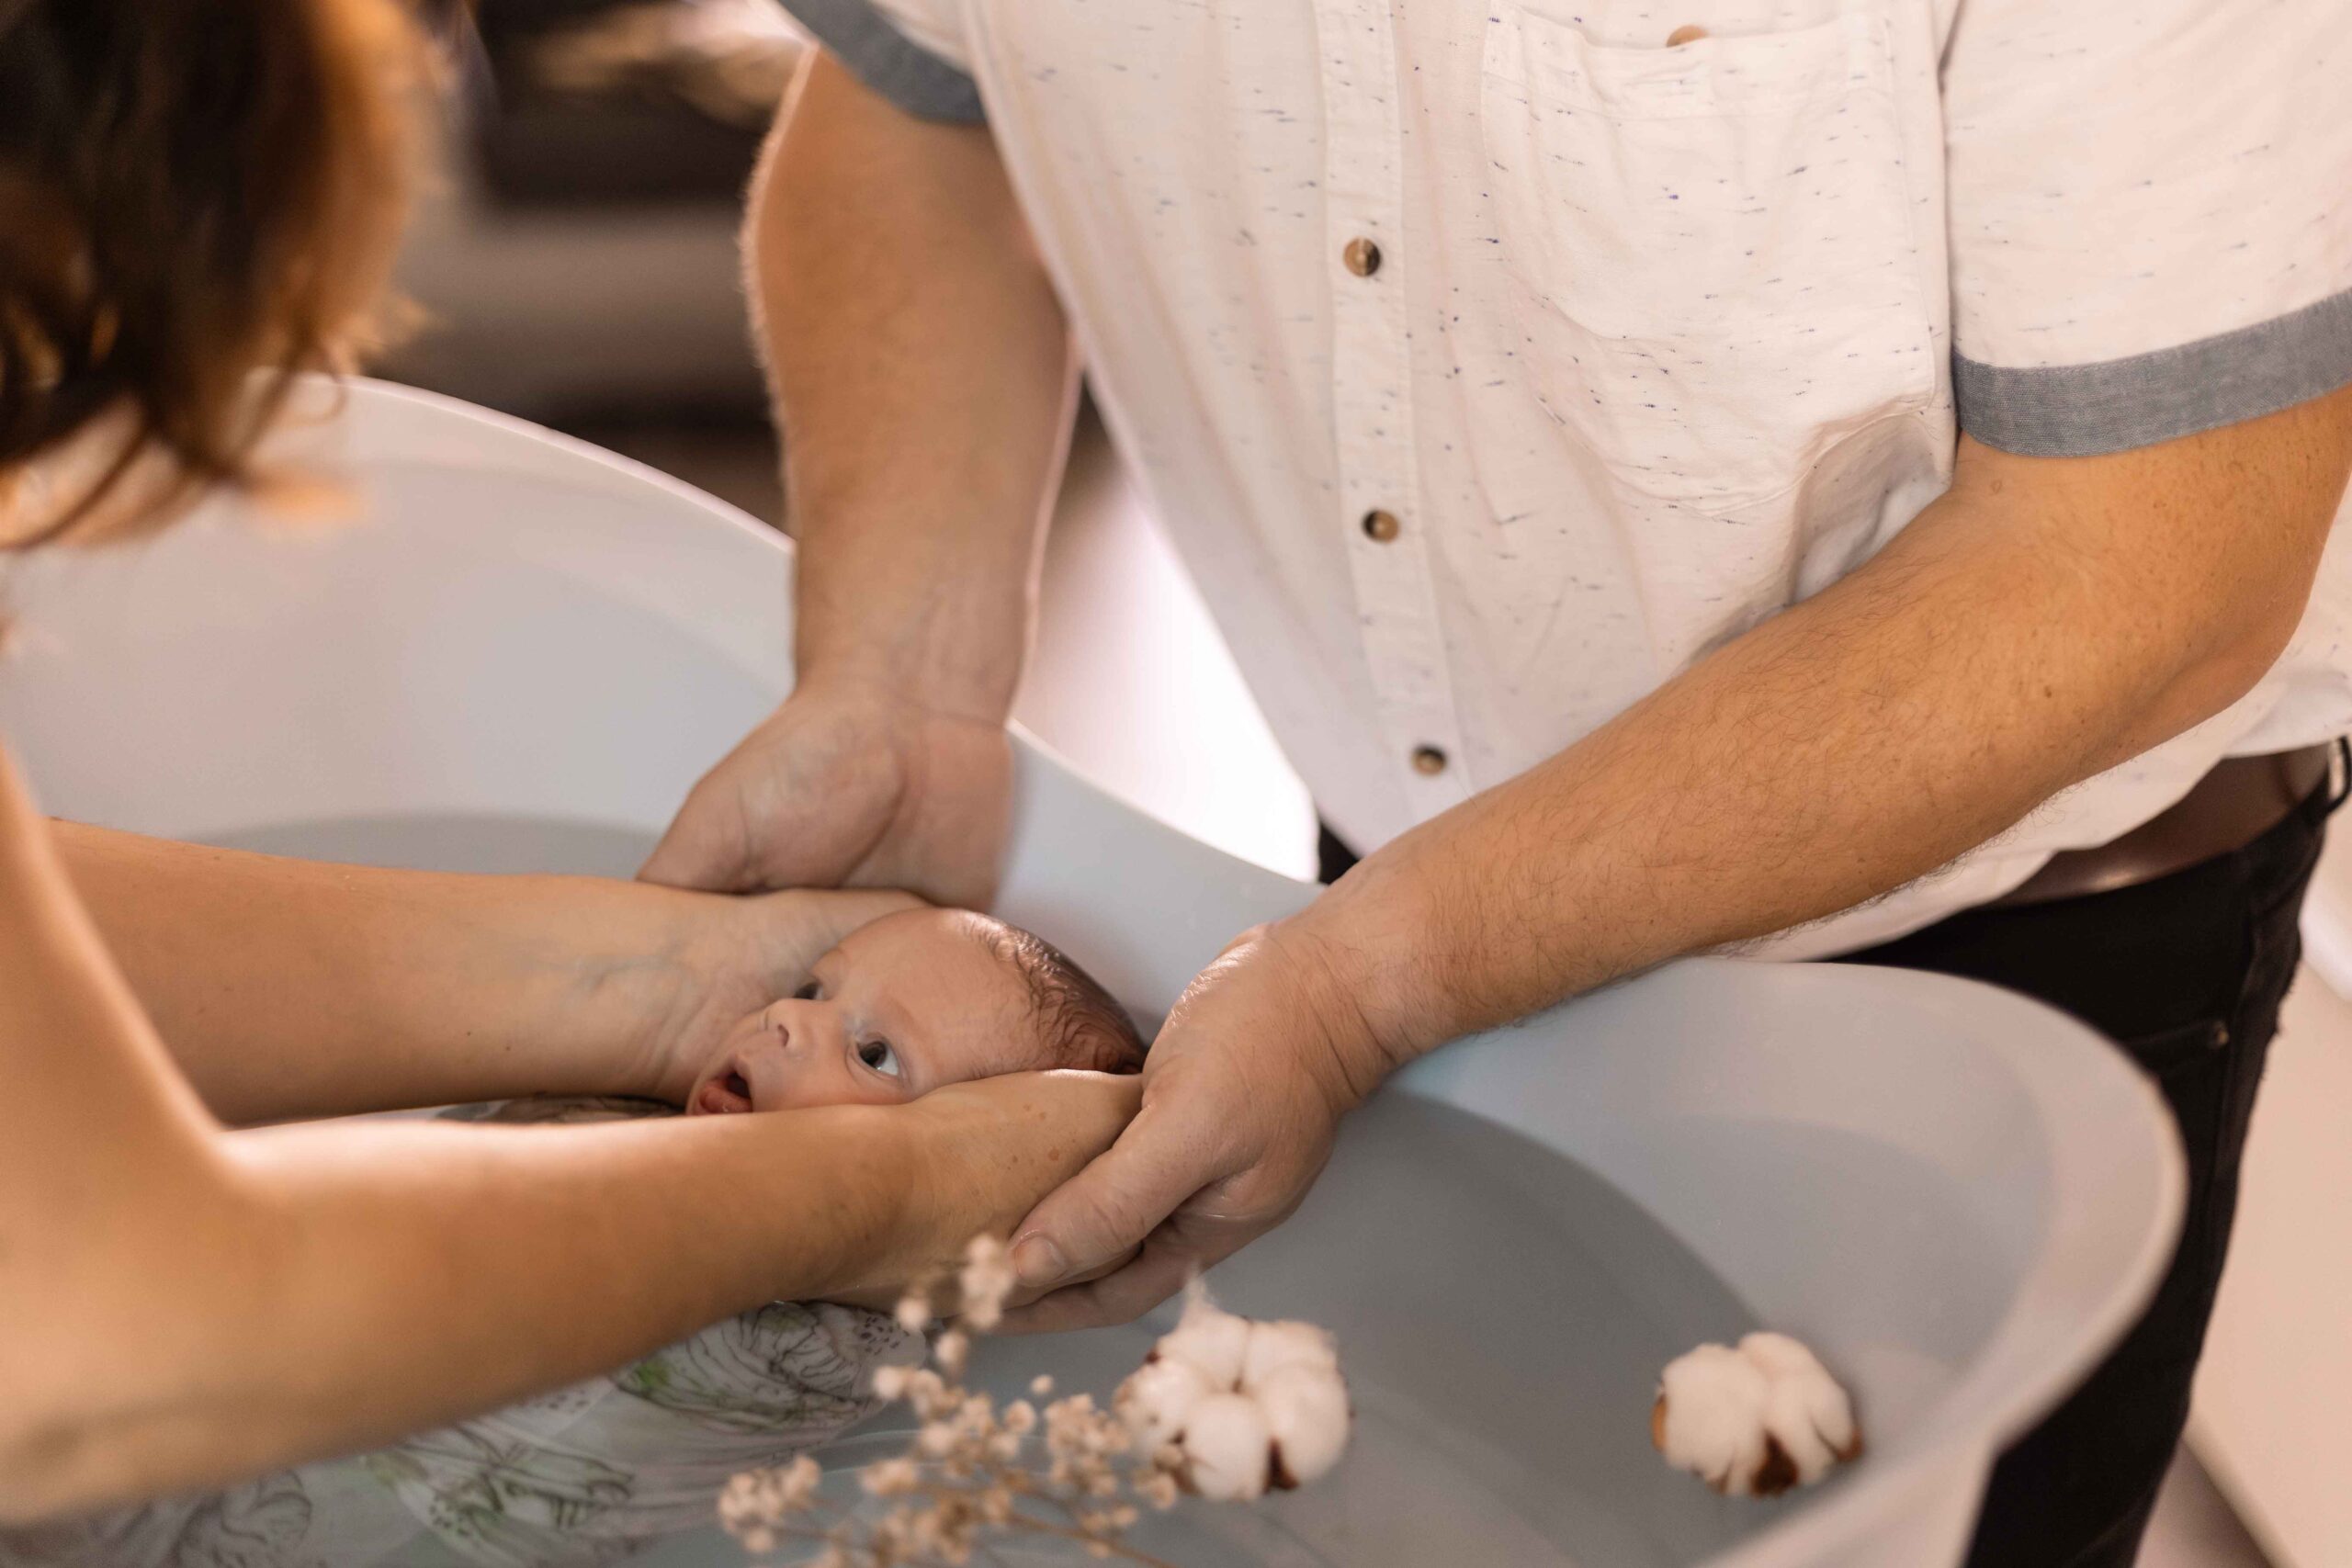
[637, 807, 741, 891]
[1011, 1131, 1192, 1292]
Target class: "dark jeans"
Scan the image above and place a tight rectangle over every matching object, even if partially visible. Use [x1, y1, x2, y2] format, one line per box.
[1317, 775, 2335, 1567]
[1837, 773, 2336, 1568]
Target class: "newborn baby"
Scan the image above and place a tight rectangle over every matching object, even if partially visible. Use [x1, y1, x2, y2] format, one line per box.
[682, 906, 1147, 1115]
[3, 909, 1143, 1568]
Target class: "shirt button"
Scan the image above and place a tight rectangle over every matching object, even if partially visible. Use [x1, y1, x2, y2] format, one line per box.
[1342, 236, 1384, 278]
[1411, 745, 1449, 776]
[1362, 509, 1402, 542]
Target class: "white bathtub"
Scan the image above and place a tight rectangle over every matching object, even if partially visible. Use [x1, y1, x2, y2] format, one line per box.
[0, 379, 2182, 1567]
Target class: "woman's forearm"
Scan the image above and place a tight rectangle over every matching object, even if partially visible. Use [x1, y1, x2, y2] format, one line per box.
[6, 1072, 1136, 1526]
[2, 739, 1142, 1526]
[5, 1109, 908, 1522]
[51, 823, 710, 1122]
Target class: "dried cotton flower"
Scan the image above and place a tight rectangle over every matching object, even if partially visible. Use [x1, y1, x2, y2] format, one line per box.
[1115, 1356, 1215, 1452]
[1239, 1320, 1339, 1393]
[1153, 1294, 1252, 1389]
[1653, 1331, 1861, 1497]
[1173, 1393, 1273, 1502]
[1256, 1363, 1351, 1488]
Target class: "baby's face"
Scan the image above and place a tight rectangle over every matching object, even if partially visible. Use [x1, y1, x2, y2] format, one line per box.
[686, 908, 1038, 1115]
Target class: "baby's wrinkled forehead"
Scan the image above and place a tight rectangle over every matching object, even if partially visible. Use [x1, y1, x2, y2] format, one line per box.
[835, 906, 1145, 1082]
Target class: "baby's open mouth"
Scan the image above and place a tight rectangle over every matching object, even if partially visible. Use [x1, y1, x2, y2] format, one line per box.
[692, 1063, 756, 1116]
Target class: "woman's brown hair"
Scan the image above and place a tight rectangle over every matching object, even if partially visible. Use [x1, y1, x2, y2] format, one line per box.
[0, 0, 429, 545]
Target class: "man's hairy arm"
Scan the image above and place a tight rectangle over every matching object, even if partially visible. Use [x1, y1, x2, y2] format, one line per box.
[1326, 390, 2352, 1062]
[642, 53, 1077, 904]
[1007, 388, 2352, 1328]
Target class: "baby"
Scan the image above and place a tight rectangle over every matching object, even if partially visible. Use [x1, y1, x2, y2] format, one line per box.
[681, 906, 1147, 1116]
[4, 908, 1143, 1568]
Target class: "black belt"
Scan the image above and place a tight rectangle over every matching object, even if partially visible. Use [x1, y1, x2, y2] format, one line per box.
[1991, 743, 2341, 908]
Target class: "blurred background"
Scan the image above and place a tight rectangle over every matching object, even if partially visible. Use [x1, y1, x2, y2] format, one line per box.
[375, 7, 2348, 1565]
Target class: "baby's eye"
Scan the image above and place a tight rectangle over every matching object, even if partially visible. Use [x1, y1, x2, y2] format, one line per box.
[793, 980, 820, 1002]
[857, 1040, 902, 1079]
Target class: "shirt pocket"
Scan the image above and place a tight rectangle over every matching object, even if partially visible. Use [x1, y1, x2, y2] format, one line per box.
[1479, 6, 1936, 512]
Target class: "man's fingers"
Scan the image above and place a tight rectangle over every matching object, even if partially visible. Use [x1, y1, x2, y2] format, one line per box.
[995, 1237, 1200, 1336]
[638, 779, 752, 890]
[1008, 1105, 1210, 1292]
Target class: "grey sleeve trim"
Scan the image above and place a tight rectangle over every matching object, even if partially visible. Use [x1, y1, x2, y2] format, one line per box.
[787, 0, 984, 123]
[1956, 287, 2352, 457]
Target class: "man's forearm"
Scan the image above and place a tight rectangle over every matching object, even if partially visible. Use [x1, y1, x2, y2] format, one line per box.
[53, 822, 707, 1123]
[1306, 400, 2352, 1072]
[755, 53, 1078, 719]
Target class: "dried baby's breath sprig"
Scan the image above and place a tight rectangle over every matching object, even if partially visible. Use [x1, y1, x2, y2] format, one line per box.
[721, 1242, 1351, 1567]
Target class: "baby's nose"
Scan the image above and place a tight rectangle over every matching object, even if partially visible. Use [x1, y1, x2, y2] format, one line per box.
[762, 998, 834, 1055]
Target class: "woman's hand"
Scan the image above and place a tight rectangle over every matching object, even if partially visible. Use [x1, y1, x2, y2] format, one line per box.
[639, 674, 1013, 910]
[52, 822, 919, 1123]
[825, 1070, 1146, 1310]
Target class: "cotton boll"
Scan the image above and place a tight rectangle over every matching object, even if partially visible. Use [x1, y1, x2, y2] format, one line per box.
[1654, 1333, 1861, 1498]
[1653, 1343, 1771, 1495]
[1256, 1363, 1351, 1488]
[1240, 1319, 1339, 1393]
[1740, 1332, 1861, 1470]
[1117, 1356, 1214, 1452]
[1155, 1297, 1251, 1390]
[1180, 1393, 1274, 1501]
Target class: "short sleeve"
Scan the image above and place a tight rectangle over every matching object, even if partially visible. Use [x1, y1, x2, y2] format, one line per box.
[1941, 0, 2352, 457]
[782, 0, 983, 123]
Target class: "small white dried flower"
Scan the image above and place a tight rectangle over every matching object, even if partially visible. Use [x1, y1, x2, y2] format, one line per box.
[959, 1235, 1017, 1331]
[724, 1248, 1356, 1568]
[860, 1456, 922, 1497]
[896, 1291, 933, 1335]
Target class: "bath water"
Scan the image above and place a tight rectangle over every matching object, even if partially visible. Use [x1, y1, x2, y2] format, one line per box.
[211, 815, 1793, 1567]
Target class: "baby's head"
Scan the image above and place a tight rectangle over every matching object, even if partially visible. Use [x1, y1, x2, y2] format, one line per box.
[686, 908, 1146, 1115]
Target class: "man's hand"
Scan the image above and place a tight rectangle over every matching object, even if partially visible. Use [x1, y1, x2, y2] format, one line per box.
[639, 675, 1012, 908]
[997, 923, 1386, 1331]
[648, 54, 1076, 910]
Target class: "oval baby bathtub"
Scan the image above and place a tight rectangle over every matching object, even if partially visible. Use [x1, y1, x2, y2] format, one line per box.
[0, 379, 2182, 1568]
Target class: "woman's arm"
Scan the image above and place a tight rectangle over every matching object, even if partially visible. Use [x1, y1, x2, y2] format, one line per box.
[50, 821, 913, 1123]
[0, 751, 1137, 1523]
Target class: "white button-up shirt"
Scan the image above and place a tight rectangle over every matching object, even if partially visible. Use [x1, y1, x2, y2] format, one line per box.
[787, 0, 2352, 955]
